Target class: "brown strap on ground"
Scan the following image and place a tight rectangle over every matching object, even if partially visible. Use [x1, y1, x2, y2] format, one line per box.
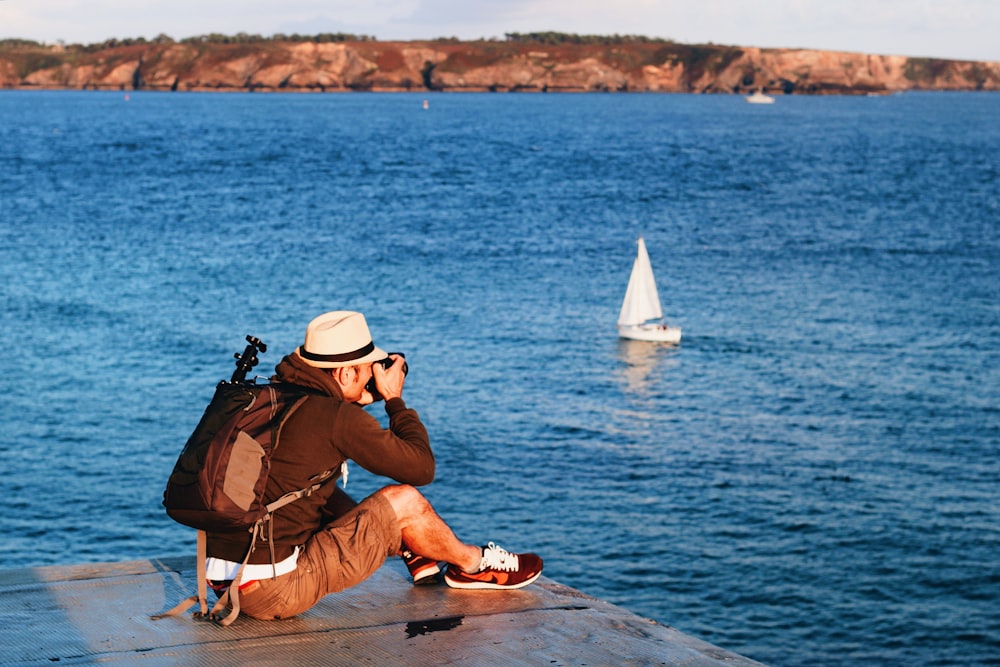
[208, 523, 259, 626]
[150, 530, 209, 620]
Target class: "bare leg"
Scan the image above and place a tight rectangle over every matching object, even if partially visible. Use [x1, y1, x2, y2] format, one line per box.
[337, 485, 424, 569]
[377, 484, 481, 573]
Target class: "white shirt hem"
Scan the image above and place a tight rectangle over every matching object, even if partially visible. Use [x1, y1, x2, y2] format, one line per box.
[205, 546, 300, 582]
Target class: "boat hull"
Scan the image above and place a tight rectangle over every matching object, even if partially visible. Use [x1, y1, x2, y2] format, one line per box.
[745, 92, 774, 104]
[617, 324, 682, 344]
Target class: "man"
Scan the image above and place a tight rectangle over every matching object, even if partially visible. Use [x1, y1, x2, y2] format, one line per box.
[205, 310, 542, 620]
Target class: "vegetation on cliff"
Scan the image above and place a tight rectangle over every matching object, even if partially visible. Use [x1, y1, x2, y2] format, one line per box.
[502, 32, 674, 45]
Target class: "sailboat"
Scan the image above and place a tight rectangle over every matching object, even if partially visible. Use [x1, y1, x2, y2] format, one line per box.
[617, 237, 682, 343]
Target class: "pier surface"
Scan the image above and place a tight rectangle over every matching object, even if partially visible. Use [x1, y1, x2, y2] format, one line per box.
[0, 556, 764, 665]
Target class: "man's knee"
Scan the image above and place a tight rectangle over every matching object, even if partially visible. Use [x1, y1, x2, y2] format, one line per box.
[377, 484, 430, 523]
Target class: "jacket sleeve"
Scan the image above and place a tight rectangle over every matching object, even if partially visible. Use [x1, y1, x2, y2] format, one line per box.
[333, 398, 435, 486]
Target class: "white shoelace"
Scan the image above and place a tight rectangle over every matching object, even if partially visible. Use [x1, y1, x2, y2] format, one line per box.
[479, 542, 519, 572]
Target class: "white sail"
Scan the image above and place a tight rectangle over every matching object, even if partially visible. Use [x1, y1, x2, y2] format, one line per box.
[617, 236, 681, 343]
[618, 237, 663, 326]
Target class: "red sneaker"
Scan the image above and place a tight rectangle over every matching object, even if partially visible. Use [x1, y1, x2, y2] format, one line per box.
[401, 548, 441, 585]
[444, 542, 543, 590]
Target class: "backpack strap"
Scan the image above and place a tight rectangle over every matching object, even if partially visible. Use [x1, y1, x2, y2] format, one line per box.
[150, 530, 209, 620]
[264, 467, 339, 515]
[253, 467, 337, 580]
[206, 522, 261, 626]
[196, 529, 209, 617]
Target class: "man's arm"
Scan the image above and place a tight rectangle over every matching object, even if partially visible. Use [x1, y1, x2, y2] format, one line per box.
[335, 399, 434, 486]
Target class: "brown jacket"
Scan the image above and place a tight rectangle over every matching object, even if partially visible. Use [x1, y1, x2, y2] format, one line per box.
[207, 352, 433, 563]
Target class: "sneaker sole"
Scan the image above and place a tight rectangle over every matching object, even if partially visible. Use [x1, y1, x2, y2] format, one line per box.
[410, 563, 442, 585]
[412, 570, 442, 585]
[443, 570, 542, 590]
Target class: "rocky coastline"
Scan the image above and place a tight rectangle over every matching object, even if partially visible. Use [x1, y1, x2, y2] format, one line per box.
[2, 37, 998, 95]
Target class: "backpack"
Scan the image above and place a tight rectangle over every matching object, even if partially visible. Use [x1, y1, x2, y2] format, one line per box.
[153, 336, 338, 625]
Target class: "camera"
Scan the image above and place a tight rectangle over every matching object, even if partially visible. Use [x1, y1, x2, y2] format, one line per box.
[365, 352, 408, 402]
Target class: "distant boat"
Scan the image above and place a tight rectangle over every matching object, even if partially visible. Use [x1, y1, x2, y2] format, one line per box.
[745, 90, 775, 104]
[617, 237, 682, 343]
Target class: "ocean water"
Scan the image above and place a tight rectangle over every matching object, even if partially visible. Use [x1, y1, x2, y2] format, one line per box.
[1, 89, 998, 666]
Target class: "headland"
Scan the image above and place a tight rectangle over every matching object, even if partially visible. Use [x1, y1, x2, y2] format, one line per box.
[2, 33, 998, 94]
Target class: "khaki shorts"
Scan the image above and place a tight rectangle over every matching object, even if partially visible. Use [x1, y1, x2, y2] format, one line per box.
[237, 491, 401, 620]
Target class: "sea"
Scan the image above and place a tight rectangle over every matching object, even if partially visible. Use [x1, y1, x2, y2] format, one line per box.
[1, 89, 997, 666]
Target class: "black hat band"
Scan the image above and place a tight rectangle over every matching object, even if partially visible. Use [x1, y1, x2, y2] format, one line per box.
[300, 340, 375, 363]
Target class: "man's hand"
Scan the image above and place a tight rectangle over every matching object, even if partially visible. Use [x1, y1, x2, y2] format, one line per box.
[372, 354, 406, 402]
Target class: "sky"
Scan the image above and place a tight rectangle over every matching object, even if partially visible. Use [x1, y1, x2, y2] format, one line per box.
[0, 0, 997, 62]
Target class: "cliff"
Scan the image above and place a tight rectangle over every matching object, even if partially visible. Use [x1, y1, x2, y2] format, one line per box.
[2, 38, 998, 95]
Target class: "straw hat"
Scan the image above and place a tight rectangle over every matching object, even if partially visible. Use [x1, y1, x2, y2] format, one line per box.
[296, 311, 387, 368]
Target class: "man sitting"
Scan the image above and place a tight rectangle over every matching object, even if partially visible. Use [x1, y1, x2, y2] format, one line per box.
[205, 310, 543, 619]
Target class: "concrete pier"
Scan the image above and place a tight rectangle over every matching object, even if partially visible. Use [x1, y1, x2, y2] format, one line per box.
[0, 556, 765, 665]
